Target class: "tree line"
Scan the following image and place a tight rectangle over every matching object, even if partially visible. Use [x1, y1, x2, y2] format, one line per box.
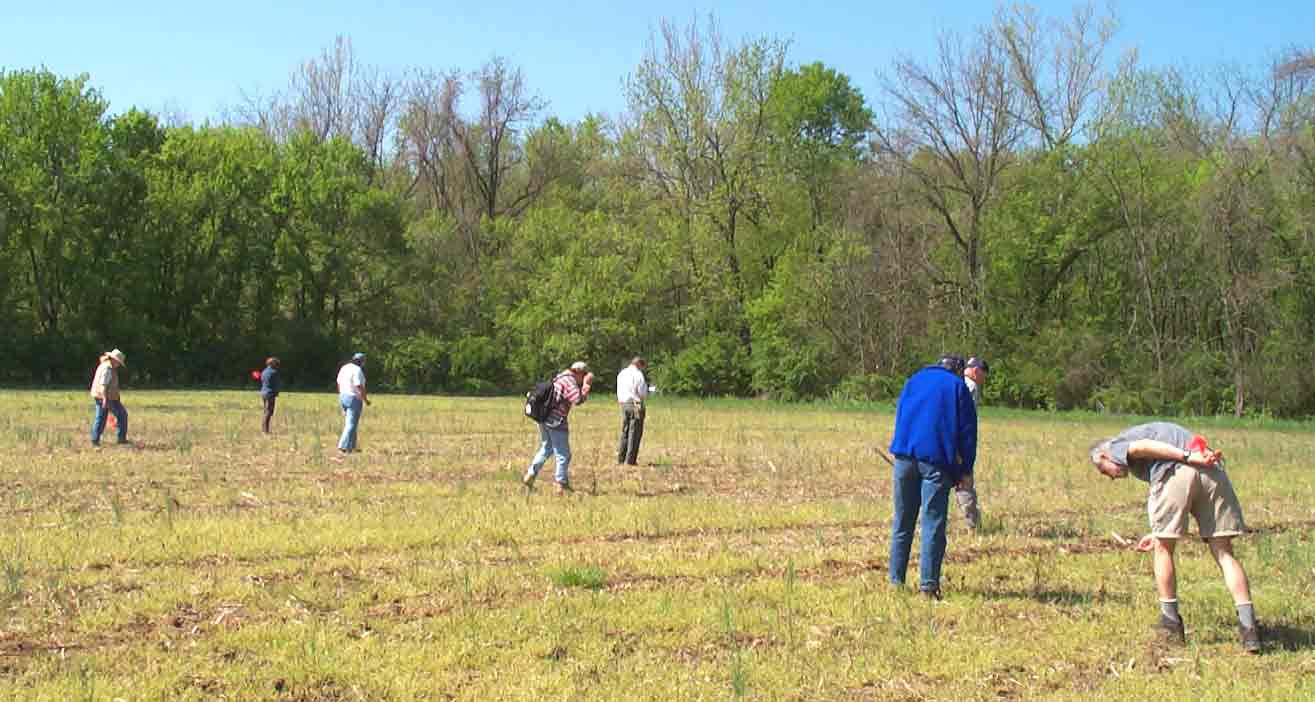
[2, 6, 1314, 417]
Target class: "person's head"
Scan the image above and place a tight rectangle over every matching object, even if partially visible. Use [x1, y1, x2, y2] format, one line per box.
[1089, 440, 1128, 479]
[351, 352, 366, 366]
[266, 356, 280, 368]
[937, 354, 966, 376]
[569, 360, 589, 380]
[965, 356, 989, 385]
[106, 349, 127, 368]
[630, 356, 647, 370]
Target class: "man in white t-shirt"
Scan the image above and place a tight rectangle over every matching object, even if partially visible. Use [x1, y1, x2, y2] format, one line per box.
[335, 352, 370, 454]
[616, 357, 649, 465]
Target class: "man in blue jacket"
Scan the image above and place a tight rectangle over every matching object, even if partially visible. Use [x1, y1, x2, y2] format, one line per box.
[888, 354, 978, 599]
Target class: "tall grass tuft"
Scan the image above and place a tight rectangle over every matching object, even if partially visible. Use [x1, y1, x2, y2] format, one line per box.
[549, 564, 607, 591]
[1, 542, 25, 598]
[721, 597, 749, 699]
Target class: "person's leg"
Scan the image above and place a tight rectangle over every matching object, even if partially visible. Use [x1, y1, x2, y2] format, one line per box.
[1206, 537, 1253, 604]
[626, 406, 645, 465]
[917, 463, 952, 593]
[91, 399, 108, 445]
[1151, 536, 1179, 601]
[955, 476, 980, 530]
[617, 405, 631, 464]
[337, 394, 360, 452]
[552, 427, 573, 487]
[263, 395, 275, 434]
[888, 456, 921, 586]
[348, 397, 363, 450]
[526, 423, 552, 484]
[1209, 537, 1261, 651]
[109, 401, 128, 443]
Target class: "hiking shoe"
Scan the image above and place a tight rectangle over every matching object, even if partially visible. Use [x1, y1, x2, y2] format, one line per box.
[1151, 614, 1186, 645]
[1239, 625, 1262, 654]
[555, 481, 573, 496]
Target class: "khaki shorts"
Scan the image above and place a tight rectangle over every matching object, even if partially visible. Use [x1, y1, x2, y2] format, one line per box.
[1147, 464, 1245, 539]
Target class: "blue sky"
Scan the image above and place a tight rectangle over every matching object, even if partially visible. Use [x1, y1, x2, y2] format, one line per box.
[3, 1, 1310, 123]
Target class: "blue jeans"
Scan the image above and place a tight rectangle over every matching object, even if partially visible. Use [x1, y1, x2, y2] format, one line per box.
[527, 423, 572, 485]
[91, 399, 128, 444]
[338, 394, 363, 451]
[889, 455, 953, 592]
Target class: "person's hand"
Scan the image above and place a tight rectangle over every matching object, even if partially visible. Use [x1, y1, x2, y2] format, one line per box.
[1135, 534, 1157, 552]
[365, 398, 372, 406]
[957, 475, 973, 490]
[584, 372, 595, 385]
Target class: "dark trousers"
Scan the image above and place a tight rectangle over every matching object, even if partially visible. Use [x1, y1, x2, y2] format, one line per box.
[617, 401, 645, 465]
[262, 395, 277, 433]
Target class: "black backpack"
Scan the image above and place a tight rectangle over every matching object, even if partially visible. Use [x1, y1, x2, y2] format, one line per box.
[524, 379, 556, 422]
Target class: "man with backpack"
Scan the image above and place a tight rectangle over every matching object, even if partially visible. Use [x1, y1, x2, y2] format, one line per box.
[524, 361, 593, 495]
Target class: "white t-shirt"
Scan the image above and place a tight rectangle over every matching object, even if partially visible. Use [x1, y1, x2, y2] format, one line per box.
[616, 364, 648, 404]
[964, 377, 981, 406]
[337, 362, 366, 395]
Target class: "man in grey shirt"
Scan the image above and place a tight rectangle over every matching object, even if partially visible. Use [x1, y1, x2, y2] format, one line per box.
[955, 357, 988, 530]
[1090, 422, 1259, 653]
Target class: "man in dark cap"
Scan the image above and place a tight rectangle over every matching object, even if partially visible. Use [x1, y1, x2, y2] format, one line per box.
[886, 354, 978, 599]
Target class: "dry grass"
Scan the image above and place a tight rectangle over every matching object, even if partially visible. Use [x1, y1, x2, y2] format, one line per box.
[1, 390, 1313, 700]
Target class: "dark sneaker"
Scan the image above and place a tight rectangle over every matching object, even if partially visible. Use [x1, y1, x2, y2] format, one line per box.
[522, 473, 536, 493]
[1151, 614, 1186, 645]
[555, 481, 574, 496]
[1239, 625, 1261, 654]
[920, 588, 943, 601]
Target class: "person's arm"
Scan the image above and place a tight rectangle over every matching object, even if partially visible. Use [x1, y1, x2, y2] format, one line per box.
[1126, 439, 1222, 467]
[956, 386, 978, 488]
[580, 372, 594, 401]
[356, 369, 370, 405]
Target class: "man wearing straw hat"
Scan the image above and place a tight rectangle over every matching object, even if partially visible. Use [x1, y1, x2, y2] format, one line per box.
[90, 349, 129, 446]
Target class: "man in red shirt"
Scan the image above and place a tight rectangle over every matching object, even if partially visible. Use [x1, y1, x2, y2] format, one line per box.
[524, 361, 593, 494]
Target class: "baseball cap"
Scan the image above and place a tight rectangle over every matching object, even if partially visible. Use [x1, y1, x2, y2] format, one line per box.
[937, 354, 966, 374]
[569, 361, 589, 372]
[352, 352, 366, 362]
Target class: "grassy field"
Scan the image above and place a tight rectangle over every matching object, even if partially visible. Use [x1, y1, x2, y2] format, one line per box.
[1, 390, 1313, 701]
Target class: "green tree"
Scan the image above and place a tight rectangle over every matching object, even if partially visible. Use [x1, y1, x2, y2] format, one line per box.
[0, 69, 111, 379]
[768, 62, 872, 229]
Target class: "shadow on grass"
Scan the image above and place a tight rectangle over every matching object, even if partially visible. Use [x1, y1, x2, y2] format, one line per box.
[960, 584, 1132, 606]
[1262, 623, 1315, 652]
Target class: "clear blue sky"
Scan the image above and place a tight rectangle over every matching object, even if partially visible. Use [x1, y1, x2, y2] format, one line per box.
[3, 1, 1310, 124]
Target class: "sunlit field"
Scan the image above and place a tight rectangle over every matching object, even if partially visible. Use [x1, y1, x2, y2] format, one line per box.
[1, 390, 1313, 701]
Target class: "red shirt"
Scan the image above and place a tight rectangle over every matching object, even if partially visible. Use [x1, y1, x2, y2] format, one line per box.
[545, 371, 586, 429]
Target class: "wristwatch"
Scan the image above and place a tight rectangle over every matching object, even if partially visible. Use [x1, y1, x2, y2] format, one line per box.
[1181, 449, 1191, 463]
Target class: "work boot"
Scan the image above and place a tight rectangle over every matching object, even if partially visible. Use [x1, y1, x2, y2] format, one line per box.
[1239, 625, 1262, 654]
[1151, 614, 1186, 645]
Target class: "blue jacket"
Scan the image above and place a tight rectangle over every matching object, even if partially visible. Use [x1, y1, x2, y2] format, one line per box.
[260, 366, 281, 398]
[889, 365, 978, 480]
